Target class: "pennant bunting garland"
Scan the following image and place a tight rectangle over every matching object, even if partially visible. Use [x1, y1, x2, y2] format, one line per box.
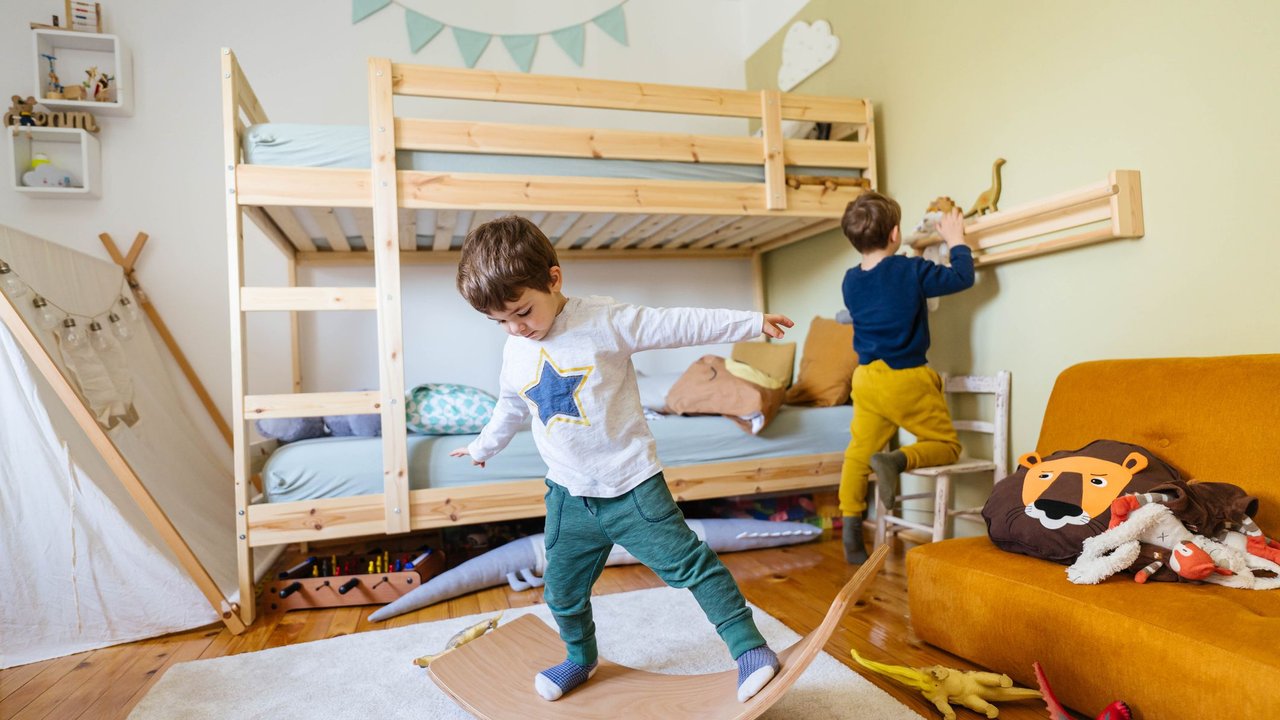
[353, 1, 629, 72]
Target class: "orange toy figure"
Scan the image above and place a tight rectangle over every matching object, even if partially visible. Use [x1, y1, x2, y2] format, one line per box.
[1034, 662, 1131, 720]
[1135, 539, 1233, 583]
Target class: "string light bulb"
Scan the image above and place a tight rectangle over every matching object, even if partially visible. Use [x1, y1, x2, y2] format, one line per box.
[117, 296, 141, 323]
[88, 320, 111, 352]
[31, 296, 62, 330]
[108, 312, 133, 342]
[0, 261, 27, 298]
[59, 318, 85, 348]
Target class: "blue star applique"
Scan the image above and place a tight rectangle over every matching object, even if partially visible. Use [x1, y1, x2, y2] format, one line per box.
[521, 350, 593, 429]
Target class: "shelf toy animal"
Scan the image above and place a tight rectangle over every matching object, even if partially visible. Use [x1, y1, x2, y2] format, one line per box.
[964, 158, 1006, 218]
[1069, 492, 1280, 589]
[851, 649, 1041, 719]
[414, 613, 502, 668]
[6, 96, 38, 127]
[1033, 662, 1132, 720]
[94, 73, 114, 103]
[369, 518, 821, 622]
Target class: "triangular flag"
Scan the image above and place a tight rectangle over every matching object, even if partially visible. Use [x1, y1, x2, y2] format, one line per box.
[452, 26, 492, 68]
[501, 35, 539, 73]
[550, 24, 585, 66]
[352, 0, 391, 24]
[405, 10, 444, 52]
[592, 5, 628, 46]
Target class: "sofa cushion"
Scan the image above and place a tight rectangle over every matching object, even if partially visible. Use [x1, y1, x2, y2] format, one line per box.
[982, 439, 1180, 564]
[908, 537, 1280, 719]
[1037, 355, 1280, 532]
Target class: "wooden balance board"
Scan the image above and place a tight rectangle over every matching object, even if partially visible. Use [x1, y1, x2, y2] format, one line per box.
[428, 545, 888, 719]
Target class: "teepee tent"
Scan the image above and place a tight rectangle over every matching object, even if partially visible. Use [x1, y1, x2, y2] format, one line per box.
[0, 225, 276, 668]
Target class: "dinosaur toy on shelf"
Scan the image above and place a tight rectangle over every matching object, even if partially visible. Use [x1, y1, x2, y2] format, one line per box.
[965, 158, 1006, 218]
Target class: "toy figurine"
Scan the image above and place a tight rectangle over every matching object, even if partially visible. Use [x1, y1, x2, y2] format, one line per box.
[964, 158, 1006, 218]
[852, 649, 1041, 719]
[94, 73, 114, 103]
[413, 613, 501, 667]
[41, 54, 64, 98]
[1034, 662, 1132, 720]
[7, 96, 38, 127]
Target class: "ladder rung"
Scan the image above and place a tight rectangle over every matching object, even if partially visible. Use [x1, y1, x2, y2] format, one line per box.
[244, 391, 381, 419]
[241, 287, 377, 312]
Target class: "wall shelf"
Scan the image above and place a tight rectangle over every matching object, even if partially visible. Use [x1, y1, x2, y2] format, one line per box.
[8, 126, 101, 198]
[32, 28, 132, 117]
[909, 170, 1144, 267]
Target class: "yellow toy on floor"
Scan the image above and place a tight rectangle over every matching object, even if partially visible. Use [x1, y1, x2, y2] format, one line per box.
[851, 649, 1040, 719]
[414, 613, 502, 668]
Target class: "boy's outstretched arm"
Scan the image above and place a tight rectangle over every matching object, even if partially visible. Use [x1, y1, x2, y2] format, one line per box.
[611, 304, 793, 353]
[917, 209, 975, 297]
[451, 378, 529, 468]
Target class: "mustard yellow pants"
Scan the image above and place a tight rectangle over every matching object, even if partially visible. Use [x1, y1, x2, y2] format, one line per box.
[839, 360, 961, 516]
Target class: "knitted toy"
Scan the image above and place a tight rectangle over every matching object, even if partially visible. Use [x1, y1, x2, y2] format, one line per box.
[1068, 493, 1280, 589]
[851, 649, 1041, 719]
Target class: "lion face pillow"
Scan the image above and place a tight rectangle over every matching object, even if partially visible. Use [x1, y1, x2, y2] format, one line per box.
[982, 439, 1180, 563]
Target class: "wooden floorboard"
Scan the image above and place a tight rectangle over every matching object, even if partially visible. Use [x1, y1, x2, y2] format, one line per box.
[0, 535, 1057, 720]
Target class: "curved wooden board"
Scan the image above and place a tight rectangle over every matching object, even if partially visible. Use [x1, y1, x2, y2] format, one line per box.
[428, 545, 888, 719]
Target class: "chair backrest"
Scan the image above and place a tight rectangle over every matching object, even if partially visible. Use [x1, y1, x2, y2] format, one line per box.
[942, 371, 1012, 479]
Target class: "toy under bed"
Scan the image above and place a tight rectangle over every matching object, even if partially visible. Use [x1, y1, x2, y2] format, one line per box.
[260, 405, 853, 503]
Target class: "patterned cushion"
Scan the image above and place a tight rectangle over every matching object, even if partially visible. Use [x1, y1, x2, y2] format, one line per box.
[406, 383, 497, 435]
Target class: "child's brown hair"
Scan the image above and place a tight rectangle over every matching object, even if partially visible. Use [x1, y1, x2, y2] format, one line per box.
[456, 215, 560, 313]
[841, 192, 901, 253]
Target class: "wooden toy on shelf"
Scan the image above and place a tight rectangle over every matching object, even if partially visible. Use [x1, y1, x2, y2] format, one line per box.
[964, 157, 1006, 218]
[66, 0, 104, 33]
[907, 169, 1144, 268]
[426, 546, 887, 720]
[266, 547, 446, 613]
[6, 96, 38, 127]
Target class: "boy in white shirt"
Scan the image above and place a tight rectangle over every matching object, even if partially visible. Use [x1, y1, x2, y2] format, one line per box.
[451, 216, 794, 703]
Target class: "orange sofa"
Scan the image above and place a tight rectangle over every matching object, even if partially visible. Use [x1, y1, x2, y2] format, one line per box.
[907, 355, 1280, 719]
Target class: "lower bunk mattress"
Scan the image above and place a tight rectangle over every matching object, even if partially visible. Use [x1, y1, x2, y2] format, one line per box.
[260, 405, 853, 503]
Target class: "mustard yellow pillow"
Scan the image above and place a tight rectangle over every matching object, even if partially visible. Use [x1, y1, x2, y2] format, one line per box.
[784, 317, 856, 407]
[731, 341, 796, 388]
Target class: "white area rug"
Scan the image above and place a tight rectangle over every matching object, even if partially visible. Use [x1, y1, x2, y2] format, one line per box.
[129, 587, 918, 719]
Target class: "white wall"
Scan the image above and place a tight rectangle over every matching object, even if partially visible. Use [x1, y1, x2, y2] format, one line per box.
[736, 0, 809, 59]
[1, 1, 797, 410]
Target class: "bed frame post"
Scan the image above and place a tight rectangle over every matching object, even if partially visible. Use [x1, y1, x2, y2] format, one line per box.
[751, 251, 767, 314]
[286, 256, 303, 393]
[759, 90, 786, 211]
[222, 47, 256, 626]
[368, 57, 411, 535]
[860, 97, 878, 191]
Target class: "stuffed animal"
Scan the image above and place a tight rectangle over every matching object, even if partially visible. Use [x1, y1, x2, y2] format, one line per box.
[1033, 662, 1131, 720]
[1069, 493, 1280, 589]
[851, 649, 1041, 719]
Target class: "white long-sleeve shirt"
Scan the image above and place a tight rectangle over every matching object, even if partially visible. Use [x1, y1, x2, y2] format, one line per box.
[467, 296, 763, 497]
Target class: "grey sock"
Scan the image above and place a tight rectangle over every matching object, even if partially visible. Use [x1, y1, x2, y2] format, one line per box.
[842, 515, 867, 564]
[869, 451, 908, 509]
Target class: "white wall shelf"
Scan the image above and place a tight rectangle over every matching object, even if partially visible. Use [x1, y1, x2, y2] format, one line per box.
[9, 126, 101, 199]
[32, 29, 133, 117]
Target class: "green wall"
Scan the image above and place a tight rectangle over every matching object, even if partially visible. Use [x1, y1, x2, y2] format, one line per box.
[748, 1, 1280, 530]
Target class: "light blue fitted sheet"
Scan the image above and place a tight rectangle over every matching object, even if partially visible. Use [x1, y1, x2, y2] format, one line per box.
[242, 123, 861, 182]
[261, 405, 853, 503]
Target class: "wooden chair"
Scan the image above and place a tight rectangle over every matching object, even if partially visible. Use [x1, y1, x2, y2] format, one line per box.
[873, 371, 1011, 545]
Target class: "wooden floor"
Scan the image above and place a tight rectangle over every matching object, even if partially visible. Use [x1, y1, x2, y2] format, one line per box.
[0, 535, 1054, 720]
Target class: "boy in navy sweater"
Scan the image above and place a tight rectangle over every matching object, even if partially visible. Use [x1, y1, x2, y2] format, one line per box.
[838, 192, 974, 563]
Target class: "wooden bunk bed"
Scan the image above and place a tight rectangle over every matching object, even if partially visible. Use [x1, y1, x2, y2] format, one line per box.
[222, 50, 877, 628]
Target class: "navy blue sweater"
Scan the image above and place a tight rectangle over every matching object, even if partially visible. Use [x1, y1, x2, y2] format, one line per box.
[841, 246, 975, 369]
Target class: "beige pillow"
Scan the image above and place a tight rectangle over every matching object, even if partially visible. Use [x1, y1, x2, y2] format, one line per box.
[784, 317, 857, 407]
[731, 341, 796, 388]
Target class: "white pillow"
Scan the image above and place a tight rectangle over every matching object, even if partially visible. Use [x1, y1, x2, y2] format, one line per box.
[635, 371, 685, 413]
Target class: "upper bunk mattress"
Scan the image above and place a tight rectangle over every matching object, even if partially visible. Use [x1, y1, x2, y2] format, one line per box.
[260, 405, 853, 504]
[243, 123, 861, 182]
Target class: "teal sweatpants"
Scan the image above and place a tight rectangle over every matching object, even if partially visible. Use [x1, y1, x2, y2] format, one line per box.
[541, 473, 766, 667]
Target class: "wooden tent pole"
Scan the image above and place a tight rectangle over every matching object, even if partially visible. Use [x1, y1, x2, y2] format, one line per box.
[0, 287, 247, 634]
[99, 232, 234, 447]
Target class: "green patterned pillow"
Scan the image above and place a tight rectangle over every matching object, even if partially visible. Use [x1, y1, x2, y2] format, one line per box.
[405, 383, 497, 435]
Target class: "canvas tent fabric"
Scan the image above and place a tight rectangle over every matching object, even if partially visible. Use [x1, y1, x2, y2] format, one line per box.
[0, 225, 276, 668]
